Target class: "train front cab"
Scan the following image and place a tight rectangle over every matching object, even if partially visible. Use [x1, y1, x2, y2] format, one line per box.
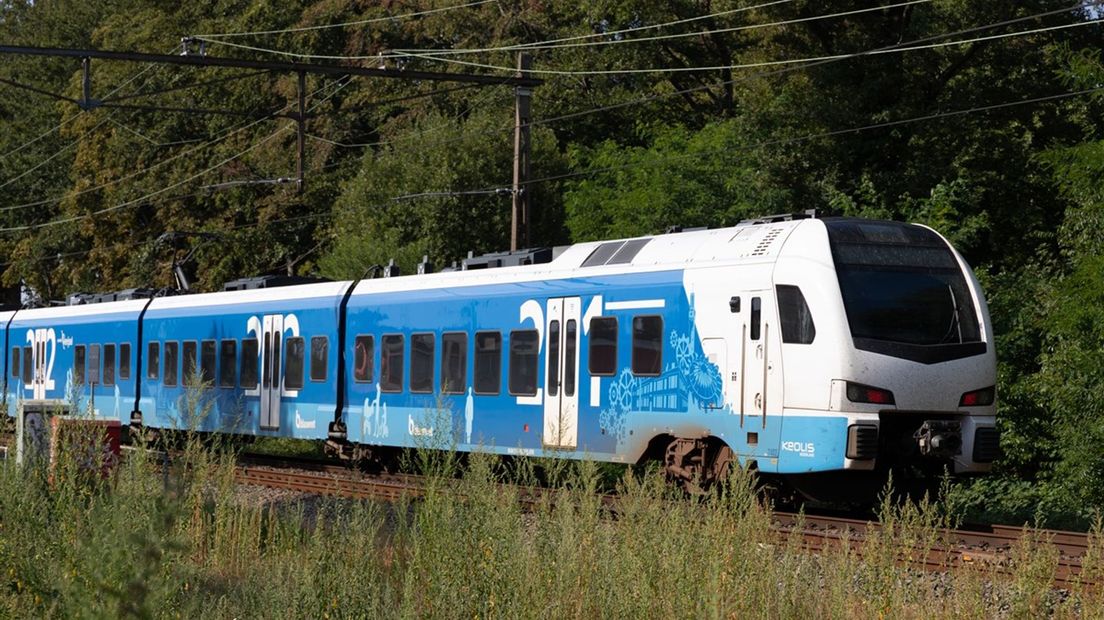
[770, 218, 998, 495]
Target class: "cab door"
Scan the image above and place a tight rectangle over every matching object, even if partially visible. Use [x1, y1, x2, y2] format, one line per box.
[543, 297, 581, 449]
[742, 292, 783, 428]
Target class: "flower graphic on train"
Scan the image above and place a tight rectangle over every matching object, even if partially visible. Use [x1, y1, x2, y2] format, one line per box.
[671, 330, 723, 408]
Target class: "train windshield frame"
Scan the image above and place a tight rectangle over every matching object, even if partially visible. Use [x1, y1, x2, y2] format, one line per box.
[824, 219, 985, 364]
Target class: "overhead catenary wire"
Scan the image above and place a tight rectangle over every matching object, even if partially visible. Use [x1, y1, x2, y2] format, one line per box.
[0, 76, 352, 229]
[190, 0, 799, 61]
[0, 45, 180, 189]
[395, 0, 933, 56]
[394, 18, 1101, 75]
[241, 2, 1096, 157]
[193, 0, 497, 38]
[448, 86, 1104, 193]
[0, 76, 348, 213]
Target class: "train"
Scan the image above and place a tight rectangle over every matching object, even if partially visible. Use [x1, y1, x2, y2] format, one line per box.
[2, 213, 998, 499]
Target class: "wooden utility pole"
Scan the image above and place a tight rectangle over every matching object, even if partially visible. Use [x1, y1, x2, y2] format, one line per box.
[511, 52, 532, 251]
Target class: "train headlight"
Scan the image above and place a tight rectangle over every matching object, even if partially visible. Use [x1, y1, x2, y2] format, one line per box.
[959, 386, 995, 407]
[845, 382, 895, 405]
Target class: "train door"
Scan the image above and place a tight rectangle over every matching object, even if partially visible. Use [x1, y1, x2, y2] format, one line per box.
[27, 328, 54, 400]
[742, 292, 776, 427]
[260, 315, 283, 430]
[544, 297, 581, 449]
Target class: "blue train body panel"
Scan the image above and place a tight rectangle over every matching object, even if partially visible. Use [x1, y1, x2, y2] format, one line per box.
[0, 218, 999, 483]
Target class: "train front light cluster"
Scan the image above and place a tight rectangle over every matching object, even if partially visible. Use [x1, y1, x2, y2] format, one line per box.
[959, 386, 995, 407]
[845, 382, 895, 406]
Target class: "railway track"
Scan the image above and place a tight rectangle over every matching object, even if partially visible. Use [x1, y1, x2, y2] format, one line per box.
[5, 432, 1098, 589]
[229, 455, 1099, 589]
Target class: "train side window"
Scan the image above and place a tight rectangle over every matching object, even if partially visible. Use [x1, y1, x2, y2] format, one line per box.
[546, 320, 560, 397]
[777, 285, 816, 344]
[240, 339, 258, 389]
[588, 317, 617, 376]
[353, 335, 374, 383]
[89, 344, 102, 385]
[74, 345, 86, 385]
[103, 344, 116, 386]
[200, 340, 216, 384]
[147, 342, 160, 380]
[310, 336, 328, 382]
[219, 340, 237, 388]
[751, 297, 762, 341]
[410, 333, 434, 394]
[164, 341, 179, 387]
[509, 329, 539, 396]
[474, 331, 501, 395]
[284, 337, 305, 390]
[564, 320, 577, 397]
[21, 346, 31, 384]
[631, 316, 663, 376]
[10, 347, 18, 378]
[380, 334, 404, 393]
[441, 332, 467, 394]
[182, 341, 197, 382]
[119, 343, 131, 381]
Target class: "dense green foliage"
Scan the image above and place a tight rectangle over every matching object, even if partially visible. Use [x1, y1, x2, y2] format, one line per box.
[1, 1, 1103, 523]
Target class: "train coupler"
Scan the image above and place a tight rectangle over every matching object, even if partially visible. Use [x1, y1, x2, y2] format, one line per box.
[913, 420, 961, 459]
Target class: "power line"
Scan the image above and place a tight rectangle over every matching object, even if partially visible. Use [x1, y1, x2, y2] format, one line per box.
[396, 18, 1101, 75]
[191, 0, 799, 61]
[0, 46, 178, 188]
[0, 78, 347, 213]
[487, 86, 1104, 191]
[193, 0, 497, 38]
[0, 76, 352, 230]
[396, 0, 932, 57]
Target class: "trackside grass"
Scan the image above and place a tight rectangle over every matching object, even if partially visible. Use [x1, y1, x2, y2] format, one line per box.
[1, 431, 1103, 618]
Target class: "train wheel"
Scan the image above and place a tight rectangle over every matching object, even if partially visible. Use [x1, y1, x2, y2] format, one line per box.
[663, 437, 734, 495]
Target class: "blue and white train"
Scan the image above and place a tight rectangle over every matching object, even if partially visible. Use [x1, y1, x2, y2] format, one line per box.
[1, 215, 998, 497]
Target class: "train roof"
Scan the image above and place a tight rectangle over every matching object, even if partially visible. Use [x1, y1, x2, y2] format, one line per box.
[13, 215, 828, 319]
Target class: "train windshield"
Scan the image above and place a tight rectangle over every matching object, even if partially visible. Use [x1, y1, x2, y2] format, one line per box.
[825, 220, 981, 354]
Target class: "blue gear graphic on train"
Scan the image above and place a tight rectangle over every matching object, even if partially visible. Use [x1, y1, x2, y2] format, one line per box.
[0, 216, 1000, 500]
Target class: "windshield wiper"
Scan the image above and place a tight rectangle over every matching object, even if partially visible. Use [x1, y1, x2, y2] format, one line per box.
[940, 284, 963, 344]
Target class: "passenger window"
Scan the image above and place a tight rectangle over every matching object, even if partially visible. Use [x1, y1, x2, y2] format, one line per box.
[10, 347, 18, 378]
[147, 342, 160, 380]
[119, 343, 131, 380]
[564, 320, 577, 397]
[509, 329, 539, 396]
[441, 332, 467, 394]
[103, 344, 116, 386]
[474, 331, 501, 395]
[631, 316, 663, 376]
[310, 336, 328, 382]
[164, 341, 179, 387]
[219, 340, 237, 388]
[380, 335, 404, 393]
[284, 337, 305, 390]
[353, 335, 374, 383]
[182, 341, 197, 382]
[588, 317, 617, 376]
[74, 345, 86, 385]
[751, 297, 762, 341]
[21, 346, 31, 384]
[411, 333, 434, 394]
[547, 320, 561, 397]
[777, 285, 816, 344]
[89, 344, 102, 385]
[200, 340, 216, 384]
[240, 338, 258, 389]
